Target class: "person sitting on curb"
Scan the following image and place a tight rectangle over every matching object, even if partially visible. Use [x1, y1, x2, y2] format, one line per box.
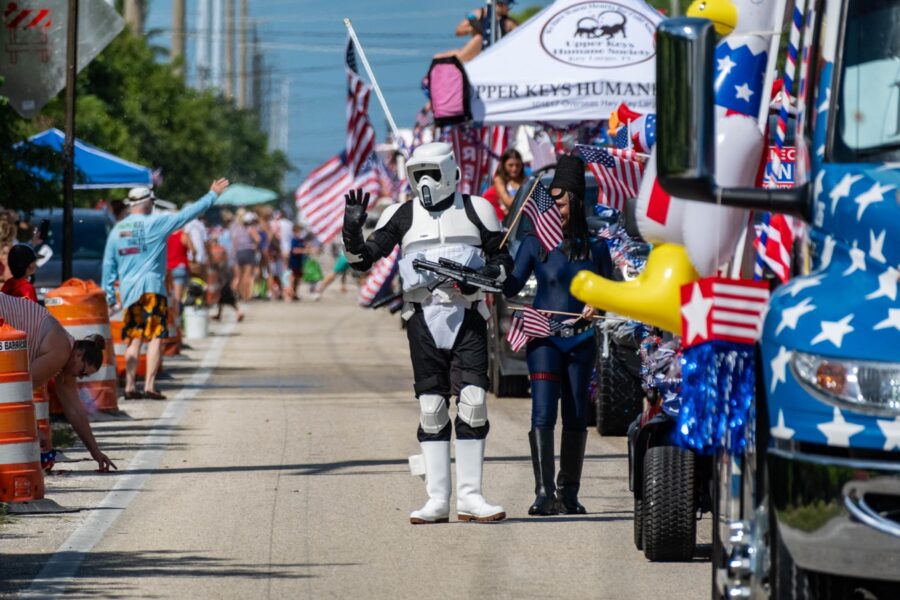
[0, 292, 116, 472]
[102, 179, 230, 401]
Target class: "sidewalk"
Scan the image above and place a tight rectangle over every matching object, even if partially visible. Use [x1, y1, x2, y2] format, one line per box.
[0, 317, 236, 597]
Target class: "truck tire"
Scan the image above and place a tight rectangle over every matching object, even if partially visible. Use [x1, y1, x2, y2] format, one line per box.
[642, 445, 698, 562]
[634, 497, 643, 550]
[595, 352, 644, 436]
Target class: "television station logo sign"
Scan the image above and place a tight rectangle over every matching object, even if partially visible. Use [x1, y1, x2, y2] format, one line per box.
[540, 1, 657, 69]
[1, 0, 124, 118]
[763, 146, 796, 189]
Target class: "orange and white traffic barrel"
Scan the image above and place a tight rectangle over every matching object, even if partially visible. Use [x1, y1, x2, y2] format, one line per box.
[32, 385, 50, 453]
[45, 279, 119, 413]
[0, 319, 44, 503]
[109, 310, 147, 380]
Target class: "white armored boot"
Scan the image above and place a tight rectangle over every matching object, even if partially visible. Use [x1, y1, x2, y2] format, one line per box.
[409, 441, 451, 524]
[455, 439, 506, 522]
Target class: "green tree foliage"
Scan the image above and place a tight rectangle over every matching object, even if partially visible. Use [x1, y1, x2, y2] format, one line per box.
[2, 30, 290, 208]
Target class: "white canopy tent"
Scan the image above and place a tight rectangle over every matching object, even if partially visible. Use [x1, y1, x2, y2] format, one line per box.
[466, 0, 663, 125]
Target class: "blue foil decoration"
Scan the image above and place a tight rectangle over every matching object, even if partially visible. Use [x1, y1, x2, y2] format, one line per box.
[676, 340, 756, 456]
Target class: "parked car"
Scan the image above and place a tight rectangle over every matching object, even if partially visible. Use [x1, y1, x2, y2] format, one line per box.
[26, 208, 115, 302]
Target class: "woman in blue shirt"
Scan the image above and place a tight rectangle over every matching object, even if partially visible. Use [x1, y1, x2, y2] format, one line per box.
[503, 155, 613, 515]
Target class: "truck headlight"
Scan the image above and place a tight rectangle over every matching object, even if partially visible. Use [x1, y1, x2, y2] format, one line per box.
[792, 352, 900, 416]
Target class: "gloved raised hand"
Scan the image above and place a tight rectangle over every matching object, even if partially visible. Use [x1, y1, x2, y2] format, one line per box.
[343, 188, 370, 233]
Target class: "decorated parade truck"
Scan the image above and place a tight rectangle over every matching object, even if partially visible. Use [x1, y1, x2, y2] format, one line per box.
[653, 1, 900, 598]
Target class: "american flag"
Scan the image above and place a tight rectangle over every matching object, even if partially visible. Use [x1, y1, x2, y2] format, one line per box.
[754, 212, 794, 282]
[523, 181, 563, 252]
[295, 39, 379, 243]
[507, 307, 577, 352]
[358, 246, 401, 307]
[576, 145, 646, 212]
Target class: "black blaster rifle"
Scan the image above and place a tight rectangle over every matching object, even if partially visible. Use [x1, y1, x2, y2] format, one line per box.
[412, 258, 503, 294]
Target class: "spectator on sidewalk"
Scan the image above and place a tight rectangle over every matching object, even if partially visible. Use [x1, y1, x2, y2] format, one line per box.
[166, 228, 192, 323]
[185, 215, 209, 281]
[231, 210, 259, 301]
[210, 234, 244, 321]
[1, 244, 39, 302]
[102, 180, 229, 401]
[0, 293, 116, 472]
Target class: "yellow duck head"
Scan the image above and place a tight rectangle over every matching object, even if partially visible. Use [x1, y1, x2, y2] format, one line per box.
[570, 244, 700, 336]
[686, 0, 738, 36]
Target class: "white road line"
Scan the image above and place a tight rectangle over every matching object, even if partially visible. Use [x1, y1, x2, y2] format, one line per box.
[22, 321, 237, 599]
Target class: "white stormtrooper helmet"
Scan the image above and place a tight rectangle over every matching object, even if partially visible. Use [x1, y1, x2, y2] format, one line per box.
[405, 142, 460, 210]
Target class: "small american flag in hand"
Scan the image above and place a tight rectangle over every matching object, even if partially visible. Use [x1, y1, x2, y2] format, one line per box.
[523, 181, 563, 252]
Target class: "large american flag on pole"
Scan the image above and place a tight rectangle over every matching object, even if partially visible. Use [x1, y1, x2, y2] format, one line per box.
[576, 145, 646, 212]
[295, 38, 379, 243]
[507, 307, 578, 352]
[523, 181, 563, 252]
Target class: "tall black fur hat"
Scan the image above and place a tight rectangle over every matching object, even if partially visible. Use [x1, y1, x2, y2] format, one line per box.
[550, 154, 585, 200]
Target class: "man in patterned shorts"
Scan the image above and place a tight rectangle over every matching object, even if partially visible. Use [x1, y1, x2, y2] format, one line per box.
[102, 179, 230, 400]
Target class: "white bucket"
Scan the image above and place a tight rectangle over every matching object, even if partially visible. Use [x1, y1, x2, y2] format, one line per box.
[183, 306, 209, 340]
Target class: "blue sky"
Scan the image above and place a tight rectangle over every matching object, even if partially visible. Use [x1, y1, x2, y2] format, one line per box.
[145, 1, 553, 191]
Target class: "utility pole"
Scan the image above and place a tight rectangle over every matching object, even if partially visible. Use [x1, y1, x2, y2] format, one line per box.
[123, 0, 143, 35]
[172, 0, 186, 77]
[196, 0, 210, 88]
[237, 0, 248, 108]
[63, 0, 79, 281]
[252, 28, 263, 115]
[224, 0, 234, 99]
[211, 0, 223, 87]
[669, 0, 680, 16]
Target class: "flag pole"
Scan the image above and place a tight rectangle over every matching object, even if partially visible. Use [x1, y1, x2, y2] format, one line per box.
[507, 305, 627, 322]
[344, 18, 405, 157]
[499, 176, 541, 249]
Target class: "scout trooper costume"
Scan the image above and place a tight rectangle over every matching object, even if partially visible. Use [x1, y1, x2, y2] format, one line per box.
[342, 142, 513, 524]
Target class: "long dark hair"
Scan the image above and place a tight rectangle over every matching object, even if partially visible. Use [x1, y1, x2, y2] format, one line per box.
[74, 334, 106, 370]
[563, 190, 590, 261]
[494, 148, 525, 185]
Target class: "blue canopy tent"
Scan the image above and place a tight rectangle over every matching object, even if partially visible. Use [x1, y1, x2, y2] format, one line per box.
[23, 128, 153, 189]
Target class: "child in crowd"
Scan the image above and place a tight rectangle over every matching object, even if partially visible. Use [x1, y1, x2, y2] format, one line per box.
[1, 244, 39, 301]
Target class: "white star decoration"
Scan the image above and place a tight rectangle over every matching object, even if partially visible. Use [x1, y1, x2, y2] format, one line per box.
[769, 346, 792, 393]
[855, 182, 894, 221]
[820, 236, 836, 269]
[770, 410, 795, 440]
[811, 314, 855, 348]
[735, 83, 755, 102]
[814, 171, 825, 202]
[717, 54, 737, 76]
[874, 308, 900, 332]
[785, 273, 825, 297]
[681, 283, 714, 345]
[869, 229, 887, 263]
[842, 241, 867, 276]
[776, 297, 817, 335]
[865, 267, 899, 301]
[829, 173, 862, 215]
[877, 417, 900, 451]
[818, 407, 864, 447]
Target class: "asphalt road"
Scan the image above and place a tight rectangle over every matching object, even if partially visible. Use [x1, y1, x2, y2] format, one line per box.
[2, 292, 709, 599]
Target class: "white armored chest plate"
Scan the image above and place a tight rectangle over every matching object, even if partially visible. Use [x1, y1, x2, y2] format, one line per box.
[402, 193, 482, 254]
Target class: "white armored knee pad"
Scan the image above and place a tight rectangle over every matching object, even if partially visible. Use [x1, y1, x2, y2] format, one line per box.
[419, 394, 450, 434]
[458, 385, 488, 428]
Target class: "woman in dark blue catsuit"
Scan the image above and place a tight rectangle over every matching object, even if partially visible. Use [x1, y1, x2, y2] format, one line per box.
[503, 155, 613, 515]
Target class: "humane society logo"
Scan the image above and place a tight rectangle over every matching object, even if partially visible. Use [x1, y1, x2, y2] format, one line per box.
[540, 1, 656, 69]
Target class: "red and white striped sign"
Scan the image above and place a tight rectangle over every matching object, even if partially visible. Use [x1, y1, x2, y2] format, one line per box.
[680, 277, 770, 348]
